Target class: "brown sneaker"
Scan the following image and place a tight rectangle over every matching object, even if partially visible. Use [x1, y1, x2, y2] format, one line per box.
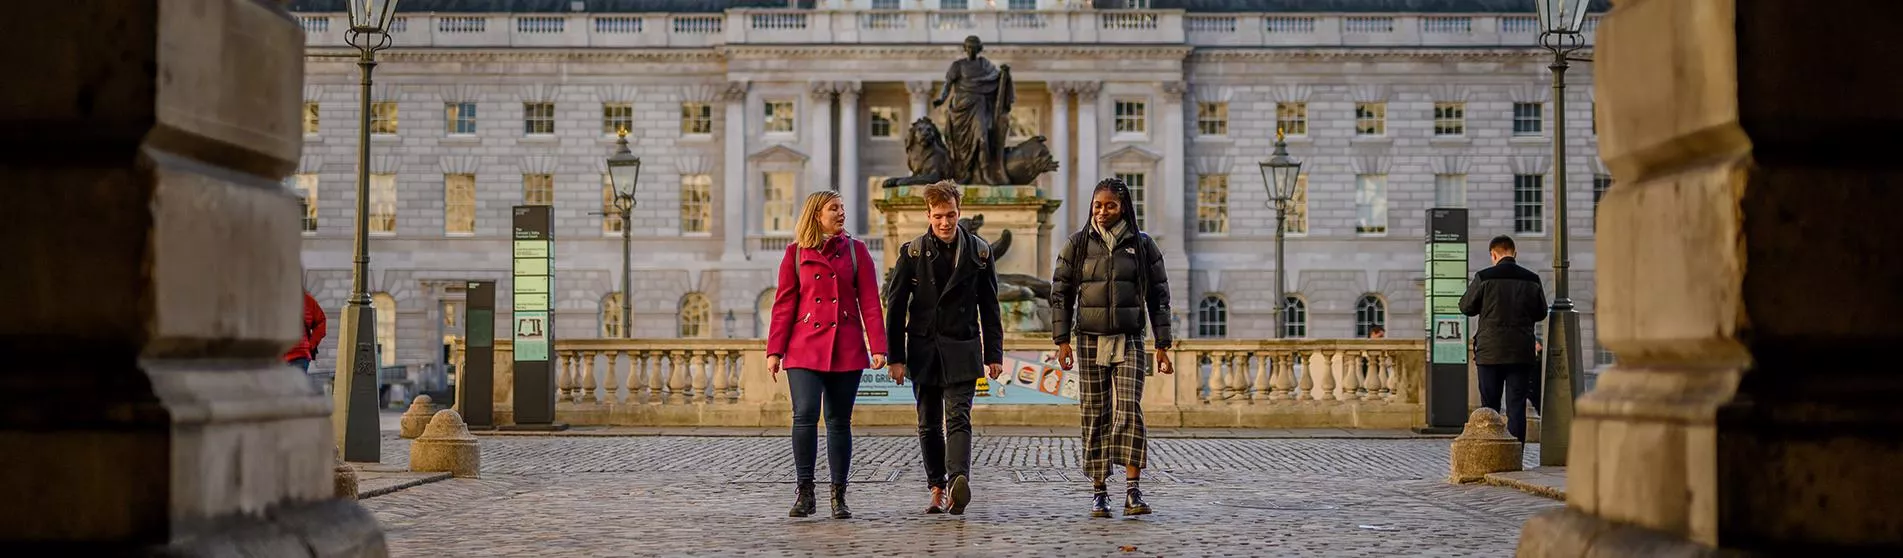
[926, 486, 947, 514]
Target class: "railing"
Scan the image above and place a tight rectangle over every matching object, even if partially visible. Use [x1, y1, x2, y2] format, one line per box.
[751, 234, 793, 254]
[293, 10, 1592, 49]
[455, 337, 1428, 428]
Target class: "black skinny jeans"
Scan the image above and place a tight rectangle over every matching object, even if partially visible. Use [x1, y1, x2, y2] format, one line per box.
[788, 368, 862, 486]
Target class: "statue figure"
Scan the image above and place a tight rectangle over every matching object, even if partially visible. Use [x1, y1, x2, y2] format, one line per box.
[935, 35, 1013, 186]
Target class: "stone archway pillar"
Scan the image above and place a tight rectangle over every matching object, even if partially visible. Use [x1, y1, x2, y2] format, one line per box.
[1518, 0, 1903, 554]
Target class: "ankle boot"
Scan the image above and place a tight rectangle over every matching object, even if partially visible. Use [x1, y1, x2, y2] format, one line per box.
[788, 481, 816, 517]
[830, 483, 852, 519]
[1123, 487, 1152, 516]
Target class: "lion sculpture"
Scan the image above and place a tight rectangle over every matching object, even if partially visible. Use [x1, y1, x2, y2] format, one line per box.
[882, 117, 1059, 188]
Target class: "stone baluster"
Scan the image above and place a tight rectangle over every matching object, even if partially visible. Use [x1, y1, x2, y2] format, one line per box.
[1251, 351, 1272, 401]
[556, 351, 576, 403]
[1201, 351, 1221, 404]
[667, 351, 690, 404]
[625, 351, 647, 405]
[602, 350, 622, 404]
[690, 351, 711, 403]
[1359, 350, 1383, 401]
[1307, 349, 1331, 401]
[1223, 352, 1246, 405]
[1269, 351, 1295, 400]
[726, 350, 744, 403]
[1297, 350, 1317, 400]
[1382, 352, 1398, 401]
[579, 350, 599, 404]
[712, 350, 733, 404]
[1333, 349, 1357, 402]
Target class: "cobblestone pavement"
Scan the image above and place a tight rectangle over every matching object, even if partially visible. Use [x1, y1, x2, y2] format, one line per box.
[366, 435, 1553, 557]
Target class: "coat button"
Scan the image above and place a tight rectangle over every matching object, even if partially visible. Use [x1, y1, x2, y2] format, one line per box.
[832, 298, 839, 303]
[813, 274, 820, 280]
[813, 322, 821, 329]
[829, 323, 837, 328]
[814, 297, 821, 304]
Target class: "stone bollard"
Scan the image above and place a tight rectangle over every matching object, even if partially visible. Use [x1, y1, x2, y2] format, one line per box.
[399, 394, 437, 439]
[333, 446, 358, 500]
[410, 409, 481, 478]
[1448, 407, 1523, 483]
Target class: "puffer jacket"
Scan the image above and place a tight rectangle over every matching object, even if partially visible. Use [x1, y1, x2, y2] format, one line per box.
[1050, 228, 1172, 349]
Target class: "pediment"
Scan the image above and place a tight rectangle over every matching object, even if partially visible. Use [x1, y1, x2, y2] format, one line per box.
[1101, 144, 1163, 164]
[748, 144, 810, 163]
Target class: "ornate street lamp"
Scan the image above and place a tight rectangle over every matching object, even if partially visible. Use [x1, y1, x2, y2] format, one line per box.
[724, 310, 737, 339]
[1532, 0, 1594, 467]
[606, 128, 642, 339]
[1258, 128, 1302, 339]
[334, 0, 402, 463]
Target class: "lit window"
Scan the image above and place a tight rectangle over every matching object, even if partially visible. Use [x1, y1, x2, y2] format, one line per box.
[869, 106, 899, 138]
[679, 292, 712, 338]
[369, 173, 396, 234]
[681, 102, 714, 135]
[1355, 174, 1388, 235]
[1276, 102, 1307, 136]
[523, 174, 555, 206]
[445, 102, 477, 135]
[1196, 102, 1228, 136]
[764, 100, 796, 134]
[1196, 174, 1228, 234]
[524, 102, 556, 135]
[444, 174, 476, 235]
[681, 174, 713, 233]
[602, 103, 634, 135]
[370, 102, 398, 135]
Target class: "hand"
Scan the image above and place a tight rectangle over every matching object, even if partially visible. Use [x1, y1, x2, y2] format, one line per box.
[1535, 342, 1543, 354]
[767, 355, 783, 382]
[1155, 348, 1174, 375]
[889, 363, 907, 385]
[871, 353, 887, 370]
[1056, 344, 1075, 371]
[986, 363, 1004, 380]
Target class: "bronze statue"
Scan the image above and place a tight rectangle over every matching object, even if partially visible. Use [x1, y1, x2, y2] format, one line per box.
[882, 36, 1058, 188]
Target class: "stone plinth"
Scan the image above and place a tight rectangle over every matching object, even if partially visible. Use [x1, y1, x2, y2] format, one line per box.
[410, 410, 482, 478]
[334, 447, 358, 500]
[874, 185, 1063, 335]
[1449, 408, 1522, 484]
[399, 395, 437, 439]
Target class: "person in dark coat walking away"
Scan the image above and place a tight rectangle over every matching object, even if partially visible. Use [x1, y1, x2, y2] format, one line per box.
[1460, 235, 1548, 441]
[884, 181, 1005, 516]
[766, 190, 889, 520]
[1051, 177, 1175, 518]
[283, 290, 328, 394]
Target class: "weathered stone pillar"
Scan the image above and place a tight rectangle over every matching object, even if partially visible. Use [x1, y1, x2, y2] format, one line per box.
[1048, 82, 1073, 240]
[837, 81, 863, 234]
[808, 81, 836, 196]
[721, 81, 750, 262]
[1518, 0, 1903, 554]
[0, 1, 384, 555]
[1073, 81, 1102, 228]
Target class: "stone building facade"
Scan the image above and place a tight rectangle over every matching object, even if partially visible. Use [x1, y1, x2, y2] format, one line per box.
[288, 0, 1611, 377]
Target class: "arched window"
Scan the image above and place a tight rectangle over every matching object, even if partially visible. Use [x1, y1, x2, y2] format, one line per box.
[600, 292, 625, 338]
[371, 293, 397, 367]
[1355, 294, 1387, 338]
[679, 292, 712, 339]
[1283, 296, 1308, 338]
[754, 288, 775, 339]
[1196, 295, 1227, 338]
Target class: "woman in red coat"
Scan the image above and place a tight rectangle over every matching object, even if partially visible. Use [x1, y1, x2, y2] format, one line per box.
[765, 190, 887, 520]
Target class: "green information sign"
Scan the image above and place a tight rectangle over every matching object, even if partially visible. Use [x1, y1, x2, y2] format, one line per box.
[515, 275, 550, 294]
[513, 257, 549, 276]
[514, 310, 550, 361]
[513, 292, 550, 311]
[1431, 313, 1469, 364]
[1431, 260, 1467, 280]
[1431, 296, 1461, 314]
[513, 240, 550, 259]
[1430, 243, 1466, 261]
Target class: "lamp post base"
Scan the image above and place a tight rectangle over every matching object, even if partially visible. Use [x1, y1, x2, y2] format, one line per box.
[1539, 307, 1585, 467]
[332, 302, 383, 463]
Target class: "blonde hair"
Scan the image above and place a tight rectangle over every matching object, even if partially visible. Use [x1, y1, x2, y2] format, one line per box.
[793, 190, 844, 249]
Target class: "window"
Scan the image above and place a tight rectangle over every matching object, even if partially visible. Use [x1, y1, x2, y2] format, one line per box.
[372, 293, 397, 367]
[869, 106, 899, 138]
[1114, 172, 1147, 229]
[1276, 102, 1308, 136]
[1354, 103, 1386, 136]
[1282, 296, 1307, 338]
[1435, 174, 1467, 208]
[1354, 174, 1388, 235]
[764, 100, 796, 134]
[1591, 101, 1598, 135]
[602, 103, 634, 135]
[1113, 100, 1146, 134]
[600, 293, 625, 338]
[1284, 174, 1308, 235]
[679, 292, 712, 338]
[1513, 102, 1544, 136]
[524, 102, 556, 135]
[1008, 0, 1036, 9]
[681, 102, 714, 135]
[1196, 102, 1228, 136]
[1595, 343, 1617, 366]
[1354, 295, 1386, 338]
[302, 102, 319, 134]
[370, 102, 398, 134]
[1433, 102, 1465, 136]
[1196, 296, 1228, 338]
[369, 173, 396, 234]
[523, 174, 555, 206]
[288, 174, 318, 233]
[941, 0, 969, 9]
[601, 174, 625, 234]
[872, 0, 902, 9]
[444, 174, 476, 234]
[1514, 174, 1545, 234]
[1593, 174, 1613, 230]
[763, 171, 796, 233]
[445, 102, 477, 135]
[754, 289, 775, 338]
[1195, 174, 1228, 235]
[681, 174, 713, 233]
[1008, 107, 1040, 139]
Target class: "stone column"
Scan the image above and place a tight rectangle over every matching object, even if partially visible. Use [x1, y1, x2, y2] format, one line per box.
[1073, 81, 1102, 229]
[0, 1, 384, 554]
[906, 80, 934, 131]
[836, 81, 863, 234]
[1517, 0, 1903, 554]
[721, 80, 750, 262]
[1049, 81, 1074, 237]
[1158, 81, 1190, 264]
[808, 81, 836, 197]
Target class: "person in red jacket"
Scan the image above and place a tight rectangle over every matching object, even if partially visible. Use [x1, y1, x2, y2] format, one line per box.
[765, 190, 888, 520]
[284, 291, 327, 374]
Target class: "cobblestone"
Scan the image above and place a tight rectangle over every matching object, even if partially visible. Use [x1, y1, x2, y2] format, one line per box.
[363, 435, 1555, 556]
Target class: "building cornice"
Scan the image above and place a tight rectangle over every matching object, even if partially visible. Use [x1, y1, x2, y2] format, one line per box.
[1189, 47, 1592, 62]
[718, 44, 1197, 61]
[303, 47, 727, 63]
[300, 45, 1587, 64]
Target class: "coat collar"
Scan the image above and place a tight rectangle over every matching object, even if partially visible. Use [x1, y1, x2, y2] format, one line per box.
[915, 226, 986, 299]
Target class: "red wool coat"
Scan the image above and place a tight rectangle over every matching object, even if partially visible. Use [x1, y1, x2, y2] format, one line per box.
[766, 234, 888, 372]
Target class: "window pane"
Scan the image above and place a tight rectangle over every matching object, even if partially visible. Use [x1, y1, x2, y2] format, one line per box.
[601, 174, 625, 234]
[1115, 172, 1146, 229]
[1284, 175, 1308, 234]
[679, 293, 711, 338]
[1196, 174, 1228, 234]
[1283, 296, 1307, 338]
[371, 102, 398, 134]
[1513, 102, 1544, 135]
[372, 294, 397, 366]
[601, 103, 634, 135]
[523, 174, 554, 206]
[445, 102, 477, 135]
[369, 174, 397, 234]
[869, 106, 898, 138]
[1435, 174, 1467, 208]
[764, 100, 795, 133]
[302, 102, 320, 134]
[1433, 102, 1464, 136]
[1197, 102, 1228, 136]
[445, 174, 476, 234]
[1514, 174, 1545, 234]
[681, 174, 713, 233]
[1354, 102, 1385, 136]
[524, 102, 556, 135]
[290, 174, 319, 232]
[764, 172, 795, 232]
[1355, 174, 1388, 234]
[1114, 100, 1146, 134]
[681, 103, 713, 135]
[1276, 102, 1307, 136]
[1354, 296, 1386, 338]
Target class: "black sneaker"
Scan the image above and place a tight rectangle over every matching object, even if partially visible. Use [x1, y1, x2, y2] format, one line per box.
[1123, 488, 1151, 516]
[1090, 492, 1112, 518]
[948, 474, 971, 515]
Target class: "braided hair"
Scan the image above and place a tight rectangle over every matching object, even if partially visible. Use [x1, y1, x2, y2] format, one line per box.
[1091, 177, 1141, 233]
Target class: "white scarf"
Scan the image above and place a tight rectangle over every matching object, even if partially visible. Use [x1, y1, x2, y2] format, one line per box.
[1089, 219, 1130, 367]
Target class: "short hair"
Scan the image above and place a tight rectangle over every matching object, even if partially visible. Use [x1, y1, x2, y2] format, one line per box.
[1489, 235, 1516, 253]
[1369, 325, 1386, 336]
[923, 181, 962, 209]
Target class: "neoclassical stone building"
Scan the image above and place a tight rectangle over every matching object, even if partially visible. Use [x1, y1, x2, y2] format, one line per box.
[289, 0, 1610, 377]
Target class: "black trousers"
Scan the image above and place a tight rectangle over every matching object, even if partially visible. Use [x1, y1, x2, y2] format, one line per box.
[914, 378, 977, 488]
[788, 369, 861, 485]
[1478, 363, 1537, 442]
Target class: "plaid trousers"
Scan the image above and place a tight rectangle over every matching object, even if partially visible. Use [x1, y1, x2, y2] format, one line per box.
[1075, 334, 1149, 482]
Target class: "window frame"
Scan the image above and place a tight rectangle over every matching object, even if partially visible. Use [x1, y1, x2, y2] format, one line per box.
[523, 102, 557, 136]
[444, 173, 477, 235]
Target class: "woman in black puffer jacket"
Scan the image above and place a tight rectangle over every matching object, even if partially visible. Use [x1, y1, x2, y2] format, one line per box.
[1049, 177, 1174, 519]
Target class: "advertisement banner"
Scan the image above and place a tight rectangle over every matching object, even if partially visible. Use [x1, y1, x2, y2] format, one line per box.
[858, 350, 1077, 405]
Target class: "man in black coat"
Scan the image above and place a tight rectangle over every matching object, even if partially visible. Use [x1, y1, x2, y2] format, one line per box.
[1460, 235, 1549, 441]
[885, 182, 1004, 516]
